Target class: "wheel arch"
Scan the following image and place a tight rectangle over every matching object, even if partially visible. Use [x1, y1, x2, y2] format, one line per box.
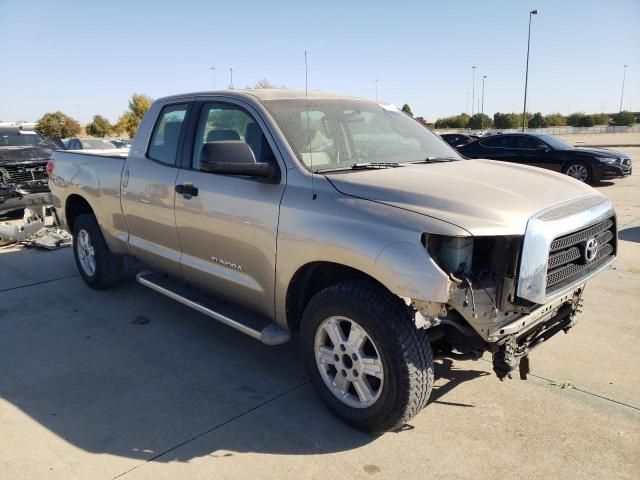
[285, 261, 389, 332]
[65, 194, 95, 231]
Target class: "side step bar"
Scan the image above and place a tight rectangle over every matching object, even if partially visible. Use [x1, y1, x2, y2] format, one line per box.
[136, 271, 290, 346]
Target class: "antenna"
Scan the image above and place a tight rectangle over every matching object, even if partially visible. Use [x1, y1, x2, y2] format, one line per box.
[305, 50, 317, 200]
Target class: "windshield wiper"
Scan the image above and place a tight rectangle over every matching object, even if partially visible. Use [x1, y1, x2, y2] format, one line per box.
[316, 162, 402, 173]
[408, 156, 458, 164]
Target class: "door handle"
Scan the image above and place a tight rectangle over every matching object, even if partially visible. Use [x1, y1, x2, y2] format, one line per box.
[175, 184, 198, 197]
[122, 170, 129, 188]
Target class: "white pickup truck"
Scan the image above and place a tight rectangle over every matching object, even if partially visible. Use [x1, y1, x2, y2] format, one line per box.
[49, 89, 617, 432]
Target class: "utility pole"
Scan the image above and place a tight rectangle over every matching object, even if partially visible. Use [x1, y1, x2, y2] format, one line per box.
[230, 67, 235, 89]
[619, 64, 628, 112]
[481, 75, 487, 130]
[522, 9, 539, 131]
[471, 66, 477, 116]
[210, 67, 216, 89]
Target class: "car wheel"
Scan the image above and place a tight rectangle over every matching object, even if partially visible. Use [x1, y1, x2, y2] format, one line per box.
[72, 214, 122, 289]
[564, 162, 593, 184]
[300, 280, 434, 433]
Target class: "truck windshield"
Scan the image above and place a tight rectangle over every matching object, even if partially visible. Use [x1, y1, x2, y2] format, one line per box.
[264, 99, 461, 172]
[0, 132, 45, 147]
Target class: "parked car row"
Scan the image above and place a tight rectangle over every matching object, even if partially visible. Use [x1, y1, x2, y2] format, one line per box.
[63, 137, 130, 150]
[440, 132, 632, 185]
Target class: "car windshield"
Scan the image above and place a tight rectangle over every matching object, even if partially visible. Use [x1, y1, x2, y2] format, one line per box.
[538, 134, 573, 150]
[0, 131, 44, 146]
[81, 138, 116, 149]
[264, 99, 461, 172]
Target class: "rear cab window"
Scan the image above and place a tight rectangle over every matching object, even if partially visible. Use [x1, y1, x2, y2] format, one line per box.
[147, 104, 189, 165]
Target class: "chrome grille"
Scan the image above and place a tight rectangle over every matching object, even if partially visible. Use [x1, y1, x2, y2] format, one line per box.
[546, 217, 616, 293]
[0, 164, 48, 185]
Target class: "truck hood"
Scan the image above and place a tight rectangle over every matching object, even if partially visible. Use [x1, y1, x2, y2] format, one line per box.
[326, 159, 601, 236]
[0, 145, 55, 164]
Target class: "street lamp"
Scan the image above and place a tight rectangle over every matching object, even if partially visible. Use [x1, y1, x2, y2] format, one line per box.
[619, 64, 628, 112]
[210, 66, 216, 89]
[522, 9, 539, 131]
[375, 78, 379, 101]
[229, 67, 235, 89]
[471, 66, 477, 116]
[481, 75, 487, 130]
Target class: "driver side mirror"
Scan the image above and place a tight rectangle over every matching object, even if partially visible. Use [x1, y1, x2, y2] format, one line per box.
[199, 141, 277, 181]
[536, 144, 550, 152]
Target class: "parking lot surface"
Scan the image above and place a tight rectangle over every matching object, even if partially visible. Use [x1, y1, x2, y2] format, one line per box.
[1, 148, 639, 480]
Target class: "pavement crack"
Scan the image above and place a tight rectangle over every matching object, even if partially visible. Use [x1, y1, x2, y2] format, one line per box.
[478, 358, 639, 411]
[112, 380, 309, 479]
[0, 273, 79, 294]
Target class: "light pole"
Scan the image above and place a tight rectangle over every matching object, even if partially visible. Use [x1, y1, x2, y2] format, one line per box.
[471, 66, 477, 116]
[619, 64, 628, 112]
[229, 68, 235, 89]
[465, 91, 469, 114]
[375, 78, 378, 101]
[481, 75, 487, 130]
[210, 67, 216, 89]
[522, 9, 539, 131]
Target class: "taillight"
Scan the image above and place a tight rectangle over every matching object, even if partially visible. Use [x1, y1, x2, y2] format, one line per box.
[46, 159, 55, 177]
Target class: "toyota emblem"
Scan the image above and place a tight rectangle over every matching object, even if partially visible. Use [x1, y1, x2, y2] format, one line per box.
[584, 237, 599, 262]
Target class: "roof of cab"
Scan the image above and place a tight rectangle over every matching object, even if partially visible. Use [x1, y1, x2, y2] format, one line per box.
[156, 88, 369, 103]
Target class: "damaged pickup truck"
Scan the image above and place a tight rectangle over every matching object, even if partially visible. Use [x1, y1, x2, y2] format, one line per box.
[49, 90, 617, 433]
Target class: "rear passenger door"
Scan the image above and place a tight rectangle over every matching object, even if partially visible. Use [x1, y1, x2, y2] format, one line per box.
[173, 98, 285, 318]
[477, 135, 517, 162]
[121, 101, 191, 276]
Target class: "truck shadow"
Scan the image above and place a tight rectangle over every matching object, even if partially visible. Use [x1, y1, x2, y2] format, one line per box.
[0, 248, 488, 462]
[618, 226, 640, 243]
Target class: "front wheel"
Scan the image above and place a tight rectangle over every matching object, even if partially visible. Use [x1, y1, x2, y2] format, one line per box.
[564, 161, 593, 184]
[300, 280, 434, 433]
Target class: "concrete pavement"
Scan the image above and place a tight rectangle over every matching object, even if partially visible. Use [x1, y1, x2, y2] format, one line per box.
[1, 149, 638, 480]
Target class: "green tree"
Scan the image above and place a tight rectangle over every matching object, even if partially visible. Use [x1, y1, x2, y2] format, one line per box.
[401, 104, 414, 117]
[86, 115, 113, 137]
[493, 112, 517, 129]
[35, 111, 81, 139]
[468, 113, 493, 130]
[611, 111, 636, 126]
[115, 94, 153, 138]
[249, 79, 284, 89]
[591, 113, 610, 125]
[567, 112, 594, 127]
[528, 112, 547, 128]
[434, 113, 469, 129]
[544, 113, 567, 126]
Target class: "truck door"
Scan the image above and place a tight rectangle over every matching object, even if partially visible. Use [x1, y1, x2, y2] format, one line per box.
[174, 99, 285, 317]
[121, 101, 191, 276]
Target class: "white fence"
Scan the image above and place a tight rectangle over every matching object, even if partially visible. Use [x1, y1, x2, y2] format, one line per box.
[435, 125, 640, 135]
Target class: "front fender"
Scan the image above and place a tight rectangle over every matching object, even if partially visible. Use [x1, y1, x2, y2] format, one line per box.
[374, 242, 451, 303]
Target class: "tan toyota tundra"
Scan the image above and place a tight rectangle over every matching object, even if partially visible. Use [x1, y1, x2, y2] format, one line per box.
[49, 90, 617, 433]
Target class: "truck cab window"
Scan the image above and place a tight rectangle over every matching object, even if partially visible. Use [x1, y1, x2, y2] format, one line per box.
[192, 103, 276, 170]
[147, 103, 188, 165]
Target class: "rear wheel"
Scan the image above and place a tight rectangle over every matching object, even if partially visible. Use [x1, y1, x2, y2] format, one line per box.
[301, 280, 433, 433]
[72, 214, 122, 289]
[564, 161, 593, 184]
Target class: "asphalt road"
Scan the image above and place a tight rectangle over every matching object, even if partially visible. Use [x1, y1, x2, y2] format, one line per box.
[1, 149, 639, 480]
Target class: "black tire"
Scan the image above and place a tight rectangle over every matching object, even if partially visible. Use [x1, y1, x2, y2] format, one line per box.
[300, 280, 434, 433]
[563, 161, 593, 184]
[72, 214, 122, 289]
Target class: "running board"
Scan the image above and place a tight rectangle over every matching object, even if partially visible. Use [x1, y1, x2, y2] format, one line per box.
[136, 271, 290, 345]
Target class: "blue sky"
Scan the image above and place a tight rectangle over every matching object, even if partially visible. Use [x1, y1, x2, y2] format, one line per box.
[1, 0, 638, 123]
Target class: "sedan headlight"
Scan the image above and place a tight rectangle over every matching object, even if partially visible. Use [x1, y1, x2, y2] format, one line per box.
[596, 157, 618, 164]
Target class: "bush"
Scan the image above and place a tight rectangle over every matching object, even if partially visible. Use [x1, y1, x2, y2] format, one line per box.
[468, 113, 493, 130]
[86, 115, 113, 137]
[544, 113, 567, 126]
[567, 112, 594, 127]
[35, 111, 81, 139]
[528, 112, 547, 128]
[591, 113, 610, 126]
[434, 113, 470, 129]
[611, 111, 636, 126]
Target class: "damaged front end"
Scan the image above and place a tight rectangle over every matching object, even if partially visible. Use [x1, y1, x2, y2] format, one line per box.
[411, 212, 612, 380]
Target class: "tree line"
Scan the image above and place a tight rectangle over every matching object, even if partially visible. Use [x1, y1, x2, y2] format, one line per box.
[433, 110, 636, 130]
[35, 94, 153, 139]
